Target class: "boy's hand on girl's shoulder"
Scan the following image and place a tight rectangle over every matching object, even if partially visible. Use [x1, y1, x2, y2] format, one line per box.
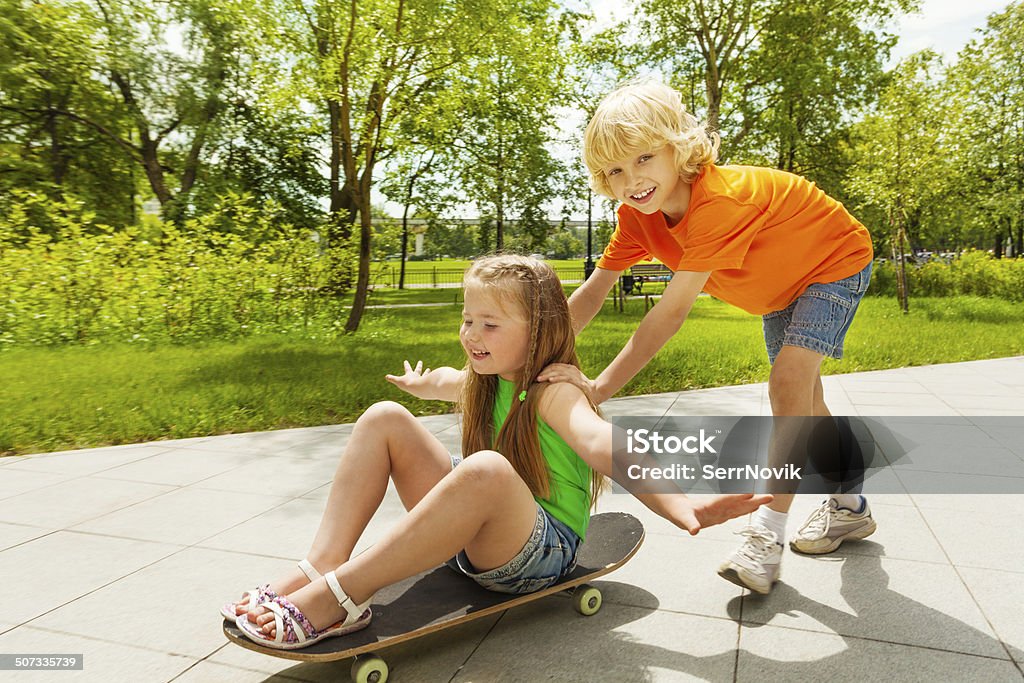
[537, 363, 600, 402]
[675, 494, 774, 536]
[385, 360, 435, 399]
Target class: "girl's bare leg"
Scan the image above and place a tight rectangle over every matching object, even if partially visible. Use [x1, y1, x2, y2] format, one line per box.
[251, 450, 539, 636]
[228, 401, 452, 615]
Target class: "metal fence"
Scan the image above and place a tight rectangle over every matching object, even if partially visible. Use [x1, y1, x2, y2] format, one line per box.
[371, 266, 587, 288]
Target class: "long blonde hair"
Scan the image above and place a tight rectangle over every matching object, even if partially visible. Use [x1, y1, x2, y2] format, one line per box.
[459, 254, 607, 507]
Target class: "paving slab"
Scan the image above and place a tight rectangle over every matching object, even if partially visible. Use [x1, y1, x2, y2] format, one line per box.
[737, 625, 1022, 681]
[2, 531, 181, 624]
[739, 552, 1008, 659]
[0, 522, 55, 553]
[453, 599, 740, 682]
[917, 504, 1024, 572]
[2, 444, 172, 476]
[0, 625, 196, 683]
[956, 566, 1024, 666]
[0, 477, 174, 528]
[70, 487, 292, 546]
[30, 548, 294, 660]
[2, 356, 1022, 682]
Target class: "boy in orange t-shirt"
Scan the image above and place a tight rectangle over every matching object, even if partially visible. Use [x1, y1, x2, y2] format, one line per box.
[538, 80, 876, 595]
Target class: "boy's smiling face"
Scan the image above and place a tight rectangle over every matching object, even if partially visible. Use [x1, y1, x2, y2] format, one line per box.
[460, 283, 530, 382]
[603, 146, 689, 224]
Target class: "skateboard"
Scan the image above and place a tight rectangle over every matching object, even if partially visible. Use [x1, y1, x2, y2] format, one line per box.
[223, 512, 644, 683]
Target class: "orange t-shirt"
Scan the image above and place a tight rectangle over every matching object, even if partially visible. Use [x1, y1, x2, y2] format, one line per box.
[596, 165, 873, 314]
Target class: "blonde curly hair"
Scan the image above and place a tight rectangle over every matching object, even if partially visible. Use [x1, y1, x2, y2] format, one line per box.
[584, 80, 720, 198]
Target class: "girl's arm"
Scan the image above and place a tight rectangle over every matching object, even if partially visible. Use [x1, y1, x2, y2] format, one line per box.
[538, 382, 771, 535]
[385, 360, 466, 402]
[540, 270, 710, 404]
[567, 267, 621, 335]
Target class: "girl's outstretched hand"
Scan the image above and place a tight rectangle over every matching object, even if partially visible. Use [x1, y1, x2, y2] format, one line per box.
[675, 494, 774, 536]
[385, 360, 435, 399]
[537, 363, 598, 401]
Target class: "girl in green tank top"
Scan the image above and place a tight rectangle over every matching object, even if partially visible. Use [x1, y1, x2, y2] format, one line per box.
[229, 255, 770, 651]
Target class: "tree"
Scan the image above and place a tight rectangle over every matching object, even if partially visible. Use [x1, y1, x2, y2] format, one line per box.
[732, 0, 914, 199]
[946, 2, 1024, 258]
[258, 0, 542, 332]
[449, 1, 571, 253]
[632, 0, 916, 194]
[0, 0, 137, 226]
[636, 0, 765, 134]
[847, 51, 948, 313]
[378, 78, 465, 287]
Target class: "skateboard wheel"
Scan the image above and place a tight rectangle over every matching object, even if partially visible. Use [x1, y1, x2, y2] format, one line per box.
[351, 654, 388, 683]
[573, 584, 602, 616]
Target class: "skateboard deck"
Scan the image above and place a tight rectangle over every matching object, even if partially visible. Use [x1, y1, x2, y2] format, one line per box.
[223, 512, 644, 667]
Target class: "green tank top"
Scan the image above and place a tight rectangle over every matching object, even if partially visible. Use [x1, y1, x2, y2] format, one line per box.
[493, 378, 592, 540]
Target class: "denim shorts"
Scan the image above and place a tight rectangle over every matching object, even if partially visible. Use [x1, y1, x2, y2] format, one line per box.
[762, 262, 872, 365]
[445, 455, 581, 595]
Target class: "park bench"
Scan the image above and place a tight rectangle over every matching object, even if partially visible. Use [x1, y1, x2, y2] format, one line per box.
[622, 262, 674, 295]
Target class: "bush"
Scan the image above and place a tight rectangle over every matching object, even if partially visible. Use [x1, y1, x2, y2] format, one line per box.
[869, 251, 1024, 302]
[0, 193, 351, 347]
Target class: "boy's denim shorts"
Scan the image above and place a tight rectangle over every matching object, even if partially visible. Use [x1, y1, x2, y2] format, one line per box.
[762, 262, 872, 366]
[445, 455, 581, 595]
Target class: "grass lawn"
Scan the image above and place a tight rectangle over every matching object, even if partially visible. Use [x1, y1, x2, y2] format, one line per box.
[3, 295, 1022, 455]
[369, 259, 589, 287]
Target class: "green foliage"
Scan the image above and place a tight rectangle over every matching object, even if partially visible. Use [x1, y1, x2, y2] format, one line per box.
[423, 221, 479, 258]
[868, 251, 1024, 301]
[545, 228, 585, 259]
[0, 194, 346, 347]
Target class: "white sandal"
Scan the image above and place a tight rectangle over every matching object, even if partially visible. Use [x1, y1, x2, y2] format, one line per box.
[220, 558, 321, 621]
[235, 571, 373, 650]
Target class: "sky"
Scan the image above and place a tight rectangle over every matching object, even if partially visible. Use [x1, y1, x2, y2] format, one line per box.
[888, 0, 1010, 61]
[581, 0, 1011, 62]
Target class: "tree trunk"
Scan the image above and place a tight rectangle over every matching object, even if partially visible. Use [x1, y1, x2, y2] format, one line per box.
[890, 207, 909, 314]
[344, 184, 374, 333]
[400, 196, 411, 289]
[43, 91, 69, 192]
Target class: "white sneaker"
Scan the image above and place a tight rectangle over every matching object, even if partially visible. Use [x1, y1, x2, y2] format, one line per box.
[790, 497, 877, 555]
[717, 525, 782, 595]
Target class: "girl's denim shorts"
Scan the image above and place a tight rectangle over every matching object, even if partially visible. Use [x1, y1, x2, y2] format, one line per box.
[445, 455, 581, 595]
[762, 261, 872, 366]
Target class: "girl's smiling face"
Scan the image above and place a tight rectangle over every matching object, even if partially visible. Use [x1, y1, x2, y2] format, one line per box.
[460, 284, 531, 381]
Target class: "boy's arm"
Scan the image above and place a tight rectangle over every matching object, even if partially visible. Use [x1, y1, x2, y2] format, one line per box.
[591, 270, 709, 403]
[540, 270, 710, 403]
[567, 267, 621, 335]
[385, 361, 466, 402]
[538, 383, 771, 535]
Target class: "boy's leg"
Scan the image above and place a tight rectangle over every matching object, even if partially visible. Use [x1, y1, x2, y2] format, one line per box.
[718, 345, 822, 594]
[763, 345, 827, 516]
[228, 401, 452, 615]
[720, 262, 875, 589]
[250, 449, 539, 636]
[790, 372, 876, 553]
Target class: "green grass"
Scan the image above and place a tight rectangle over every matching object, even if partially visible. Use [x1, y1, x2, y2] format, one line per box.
[3, 295, 1022, 455]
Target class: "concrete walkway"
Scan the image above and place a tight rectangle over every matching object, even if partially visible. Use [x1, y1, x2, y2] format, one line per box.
[1, 357, 1023, 682]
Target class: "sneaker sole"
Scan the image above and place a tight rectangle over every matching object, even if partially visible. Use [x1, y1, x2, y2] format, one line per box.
[717, 565, 777, 595]
[789, 518, 877, 555]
